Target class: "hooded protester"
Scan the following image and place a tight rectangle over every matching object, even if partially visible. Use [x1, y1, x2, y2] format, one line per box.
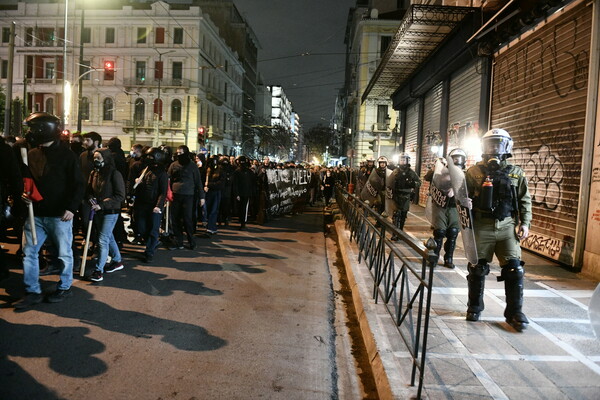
[232, 156, 257, 230]
[167, 145, 204, 249]
[204, 155, 224, 235]
[86, 148, 126, 282]
[133, 147, 168, 262]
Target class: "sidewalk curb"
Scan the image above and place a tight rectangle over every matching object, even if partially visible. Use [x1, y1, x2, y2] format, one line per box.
[334, 220, 416, 400]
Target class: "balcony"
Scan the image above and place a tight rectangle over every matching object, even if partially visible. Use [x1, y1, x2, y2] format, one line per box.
[122, 119, 185, 130]
[123, 78, 190, 88]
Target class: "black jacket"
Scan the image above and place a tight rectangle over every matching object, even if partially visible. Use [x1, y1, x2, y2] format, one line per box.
[134, 164, 168, 209]
[168, 159, 203, 198]
[28, 141, 85, 217]
[232, 167, 258, 198]
[87, 148, 125, 212]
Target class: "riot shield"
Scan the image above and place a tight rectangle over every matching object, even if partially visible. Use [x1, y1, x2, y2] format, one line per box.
[446, 156, 478, 265]
[385, 168, 396, 217]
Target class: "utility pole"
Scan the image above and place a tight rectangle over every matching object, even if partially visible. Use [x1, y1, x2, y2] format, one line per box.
[62, 0, 69, 126]
[76, 8, 85, 132]
[3, 22, 15, 137]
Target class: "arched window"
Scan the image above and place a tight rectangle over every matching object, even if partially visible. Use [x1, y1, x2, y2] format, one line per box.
[134, 98, 145, 122]
[80, 97, 90, 120]
[45, 98, 54, 114]
[103, 98, 113, 121]
[171, 99, 182, 122]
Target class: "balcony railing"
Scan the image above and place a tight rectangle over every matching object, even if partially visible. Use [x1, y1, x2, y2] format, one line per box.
[123, 119, 184, 129]
[123, 78, 190, 87]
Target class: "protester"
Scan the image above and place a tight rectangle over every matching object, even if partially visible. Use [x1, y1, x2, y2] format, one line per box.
[14, 112, 85, 309]
[232, 156, 257, 230]
[167, 145, 203, 250]
[204, 155, 224, 235]
[86, 148, 126, 282]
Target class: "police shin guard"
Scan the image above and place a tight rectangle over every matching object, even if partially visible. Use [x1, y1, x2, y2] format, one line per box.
[466, 260, 490, 322]
[443, 227, 459, 269]
[433, 229, 446, 262]
[399, 211, 407, 230]
[499, 259, 528, 332]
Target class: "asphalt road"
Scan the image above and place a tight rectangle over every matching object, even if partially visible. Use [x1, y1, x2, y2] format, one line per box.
[0, 210, 338, 399]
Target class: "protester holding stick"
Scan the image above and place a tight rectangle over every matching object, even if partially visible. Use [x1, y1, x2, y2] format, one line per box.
[14, 112, 84, 309]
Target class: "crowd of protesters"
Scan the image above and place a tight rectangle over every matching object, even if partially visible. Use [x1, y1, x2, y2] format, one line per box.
[0, 112, 359, 310]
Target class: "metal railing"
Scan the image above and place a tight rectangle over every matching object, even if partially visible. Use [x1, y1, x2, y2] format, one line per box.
[335, 185, 437, 399]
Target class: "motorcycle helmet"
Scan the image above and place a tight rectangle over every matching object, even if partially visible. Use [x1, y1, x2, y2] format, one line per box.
[24, 112, 61, 146]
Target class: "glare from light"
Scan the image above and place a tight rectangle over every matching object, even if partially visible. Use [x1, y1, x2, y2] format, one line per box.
[431, 145, 439, 154]
[464, 135, 482, 161]
[63, 80, 72, 125]
[392, 153, 400, 163]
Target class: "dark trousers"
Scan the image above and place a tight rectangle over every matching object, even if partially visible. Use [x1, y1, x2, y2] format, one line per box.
[219, 195, 232, 224]
[171, 193, 195, 246]
[134, 204, 162, 257]
[206, 190, 221, 232]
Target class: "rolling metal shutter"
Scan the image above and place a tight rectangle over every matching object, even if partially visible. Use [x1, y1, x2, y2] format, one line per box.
[490, 1, 592, 265]
[448, 59, 482, 151]
[404, 100, 420, 169]
[419, 82, 443, 206]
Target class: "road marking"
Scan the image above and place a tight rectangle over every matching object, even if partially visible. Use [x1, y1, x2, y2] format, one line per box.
[395, 351, 582, 362]
[535, 281, 590, 310]
[431, 316, 509, 400]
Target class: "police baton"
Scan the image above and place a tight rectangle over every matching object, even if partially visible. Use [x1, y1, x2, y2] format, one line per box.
[80, 199, 97, 278]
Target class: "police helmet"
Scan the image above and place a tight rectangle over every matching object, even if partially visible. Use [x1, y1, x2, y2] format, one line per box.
[377, 156, 388, 167]
[448, 148, 467, 169]
[24, 112, 61, 146]
[145, 147, 166, 164]
[398, 152, 410, 166]
[482, 128, 513, 159]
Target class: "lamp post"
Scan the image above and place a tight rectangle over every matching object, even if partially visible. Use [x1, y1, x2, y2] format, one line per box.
[154, 49, 175, 146]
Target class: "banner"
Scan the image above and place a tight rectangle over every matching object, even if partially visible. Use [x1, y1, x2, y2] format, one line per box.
[266, 169, 311, 217]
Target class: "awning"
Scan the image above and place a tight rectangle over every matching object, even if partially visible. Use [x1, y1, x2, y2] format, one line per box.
[361, 4, 476, 103]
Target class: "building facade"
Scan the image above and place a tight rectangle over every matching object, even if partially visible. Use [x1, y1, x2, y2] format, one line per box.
[0, 0, 244, 154]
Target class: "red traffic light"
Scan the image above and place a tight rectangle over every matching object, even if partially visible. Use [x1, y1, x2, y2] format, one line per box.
[104, 61, 114, 70]
[197, 126, 205, 135]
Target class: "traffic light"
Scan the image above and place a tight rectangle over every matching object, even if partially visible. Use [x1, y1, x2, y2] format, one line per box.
[368, 139, 377, 152]
[104, 60, 115, 80]
[197, 126, 206, 144]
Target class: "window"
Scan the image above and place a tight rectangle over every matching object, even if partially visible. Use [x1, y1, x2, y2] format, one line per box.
[376, 105, 389, 130]
[137, 27, 147, 44]
[45, 98, 54, 114]
[380, 36, 392, 58]
[103, 98, 113, 121]
[80, 97, 90, 120]
[135, 61, 146, 83]
[134, 98, 145, 121]
[45, 61, 55, 79]
[173, 28, 183, 44]
[155, 27, 164, 44]
[105, 27, 115, 44]
[2, 27, 10, 43]
[1, 60, 7, 79]
[82, 27, 91, 44]
[37, 27, 54, 46]
[171, 99, 182, 122]
[172, 62, 182, 80]
[79, 60, 91, 80]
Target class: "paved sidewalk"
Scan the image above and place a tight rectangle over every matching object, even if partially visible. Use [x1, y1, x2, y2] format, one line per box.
[335, 203, 600, 400]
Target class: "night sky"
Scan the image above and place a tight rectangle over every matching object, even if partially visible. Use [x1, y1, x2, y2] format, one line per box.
[233, 0, 356, 130]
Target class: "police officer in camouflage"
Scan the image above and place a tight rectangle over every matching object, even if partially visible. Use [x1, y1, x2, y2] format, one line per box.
[465, 129, 532, 332]
[391, 153, 420, 237]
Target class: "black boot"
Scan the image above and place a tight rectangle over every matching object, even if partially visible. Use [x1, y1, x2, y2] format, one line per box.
[432, 229, 446, 265]
[466, 259, 489, 321]
[499, 259, 528, 332]
[443, 227, 459, 269]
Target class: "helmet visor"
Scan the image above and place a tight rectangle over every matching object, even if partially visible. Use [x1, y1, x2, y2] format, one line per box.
[483, 137, 510, 156]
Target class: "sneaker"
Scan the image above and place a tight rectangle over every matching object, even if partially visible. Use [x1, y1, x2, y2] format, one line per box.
[39, 264, 62, 276]
[90, 270, 103, 282]
[143, 254, 153, 263]
[206, 229, 217, 235]
[105, 261, 124, 273]
[47, 288, 73, 303]
[13, 292, 44, 309]
[168, 245, 184, 251]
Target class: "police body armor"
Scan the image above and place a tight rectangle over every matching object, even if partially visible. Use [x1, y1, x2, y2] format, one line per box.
[474, 165, 516, 221]
[393, 166, 416, 203]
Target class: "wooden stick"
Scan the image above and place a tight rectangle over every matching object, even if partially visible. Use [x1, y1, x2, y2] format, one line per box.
[80, 202, 96, 277]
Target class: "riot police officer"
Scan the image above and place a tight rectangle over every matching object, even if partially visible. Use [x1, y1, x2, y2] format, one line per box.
[391, 153, 420, 237]
[465, 129, 532, 332]
[425, 148, 466, 268]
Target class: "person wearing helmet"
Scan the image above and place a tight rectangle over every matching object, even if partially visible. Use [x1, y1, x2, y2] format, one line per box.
[390, 153, 420, 238]
[360, 156, 389, 214]
[14, 112, 85, 309]
[423, 148, 467, 268]
[132, 147, 168, 263]
[356, 158, 375, 196]
[465, 128, 532, 332]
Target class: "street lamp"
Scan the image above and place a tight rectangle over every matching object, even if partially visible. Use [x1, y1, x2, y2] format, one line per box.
[154, 48, 176, 146]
